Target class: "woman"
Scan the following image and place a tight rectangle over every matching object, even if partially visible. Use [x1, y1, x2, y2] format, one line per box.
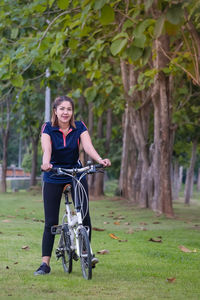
[34, 96, 111, 275]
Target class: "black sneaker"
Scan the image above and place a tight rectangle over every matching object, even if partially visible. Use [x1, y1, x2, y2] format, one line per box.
[91, 255, 99, 268]
[34, 262, 51, 276]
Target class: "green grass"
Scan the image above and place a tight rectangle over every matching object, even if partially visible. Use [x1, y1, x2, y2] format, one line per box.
[0, 190, 200, 300]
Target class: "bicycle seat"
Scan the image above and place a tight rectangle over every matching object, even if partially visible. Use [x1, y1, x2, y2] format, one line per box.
[63, 184, 72, 194]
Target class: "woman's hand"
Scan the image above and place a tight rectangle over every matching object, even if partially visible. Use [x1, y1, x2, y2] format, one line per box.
[41, 163, 53, 171]
[98, 158, 111, 167]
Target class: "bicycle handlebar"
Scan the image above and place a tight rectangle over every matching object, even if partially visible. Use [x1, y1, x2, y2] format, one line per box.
[50, 163, 104, 176]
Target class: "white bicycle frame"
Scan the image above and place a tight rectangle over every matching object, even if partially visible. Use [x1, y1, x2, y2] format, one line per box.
[59, 192, 92, 258]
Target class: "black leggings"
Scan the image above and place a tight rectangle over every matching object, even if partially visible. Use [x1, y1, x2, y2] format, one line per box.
[42, 177, 91, 257]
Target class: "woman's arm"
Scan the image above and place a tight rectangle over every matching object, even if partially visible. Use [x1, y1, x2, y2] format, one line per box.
[41, 133, 53, 171]
[80, 131, 111, 167]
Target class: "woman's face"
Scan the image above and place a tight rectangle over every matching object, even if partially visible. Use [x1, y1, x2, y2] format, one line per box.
[55, 101, 73, 125]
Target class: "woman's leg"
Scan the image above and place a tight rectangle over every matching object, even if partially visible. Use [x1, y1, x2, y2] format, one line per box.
[42, 182, 64, 263]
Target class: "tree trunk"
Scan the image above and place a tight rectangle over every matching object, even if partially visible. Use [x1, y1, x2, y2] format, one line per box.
[151, 35, 174, 216]
[197, 168, 200, 191]
[151, 45, 162, 212]
[185, 139, 198, 204]
[0, 97, 10, 193]
[119, 105, 137, 199]
[87, 102, 94, 194]
[178, 166, 183, 193]
[172, 160, 179, 200]
[30, 137, 39, 186]
[119, 59, 151, 203]
[94, 115, 104, 196]
[105, 108, 112, 153]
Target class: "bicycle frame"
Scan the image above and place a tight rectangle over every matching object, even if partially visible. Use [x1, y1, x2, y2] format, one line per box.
[59, 183, 88, 258]
[50, 163, 104, 279]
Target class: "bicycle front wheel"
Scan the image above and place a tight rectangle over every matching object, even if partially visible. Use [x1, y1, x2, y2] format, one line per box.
[61, 224, 72, 273]
[78, 227, 92, 280]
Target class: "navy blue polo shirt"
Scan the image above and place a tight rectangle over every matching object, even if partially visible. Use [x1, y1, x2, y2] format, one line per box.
[41, 120, 87, 183]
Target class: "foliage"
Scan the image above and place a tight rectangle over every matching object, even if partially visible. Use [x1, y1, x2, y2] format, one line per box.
[1, 0, 200, 188]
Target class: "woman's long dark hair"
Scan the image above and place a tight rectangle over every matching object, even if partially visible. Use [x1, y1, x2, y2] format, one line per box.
[51, 96, 76, 128]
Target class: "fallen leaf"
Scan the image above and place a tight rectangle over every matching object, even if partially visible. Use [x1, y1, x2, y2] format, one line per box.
[153, 221, 160, 224]
[140, 222, 148, 225]
[20, 207, 26, 209]
[142, 227, 148, 231]
[149, 238, 162, 243]
[32, 218, 44, 223]
[114, 215, 125, 220]
[124, 222, 130, 225]
[103, 221, 109, 224]
[2, 220, 11, 223]
[101, 214, 105, 217]
[114, 221, 120, 225]
[127, 229, 134, 234]
[109, 233, 119, 240]
[167, 277, 176, 283]
[14, 262, 18, 265]
[108, 211, 115, 215]
[22, 245, 30, 250]
[17, 234, 24, 236]
[119, 239, 128, 242]
[97, 249, 109, 255]
[178, 245, 195, 253]
[93, 227, 105, 231]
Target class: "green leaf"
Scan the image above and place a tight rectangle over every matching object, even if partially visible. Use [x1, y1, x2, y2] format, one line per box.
[133, 34, 146, 48]
[110, 39, 128, 56]
[11, 74, 24, 88]
[34, 4, 47, 12]
[100, 4, 115, 25]
[51, 60, 64, 73]
[145, 0, 154, 11]
[11, 28, 19, 39]
[57, 0, 69, 9]
[68, 38, 79, 50]
[112, 32, 129, 42]
[166, 5, 183, 25]
[154, 15, 165, 38]
[49, 0, 55, 8]
[142, 47, 151, 64]
[126, 45, 143, 61]
[134, 19, 152, 36]
[122, 20, 133, 31]
[164, 21, 179, 36]
[84, 86, 97, 102]
[94, 0, 107, 10]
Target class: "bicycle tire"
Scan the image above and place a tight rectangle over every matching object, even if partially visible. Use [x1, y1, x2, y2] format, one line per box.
[78, 227, 92, 280]
[61, 224, 73, 273]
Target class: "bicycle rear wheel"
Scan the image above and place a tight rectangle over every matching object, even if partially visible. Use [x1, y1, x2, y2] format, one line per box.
[61, 224, 72, 273]
[78, 227, 92, 280]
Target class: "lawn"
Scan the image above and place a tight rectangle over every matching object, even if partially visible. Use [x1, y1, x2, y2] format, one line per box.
[0, 189, 200, 300]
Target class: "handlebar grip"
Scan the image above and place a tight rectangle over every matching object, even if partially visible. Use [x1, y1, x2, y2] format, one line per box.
[95, 164, 104, 168]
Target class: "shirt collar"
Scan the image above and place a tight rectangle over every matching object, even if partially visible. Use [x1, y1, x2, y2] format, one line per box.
[51, 124, 77, 131]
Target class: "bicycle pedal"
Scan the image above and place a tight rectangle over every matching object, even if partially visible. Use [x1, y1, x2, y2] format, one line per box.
[51, 225, 62, 235]
[72, 251, 79, 261]
[55, 248, 63, 259]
